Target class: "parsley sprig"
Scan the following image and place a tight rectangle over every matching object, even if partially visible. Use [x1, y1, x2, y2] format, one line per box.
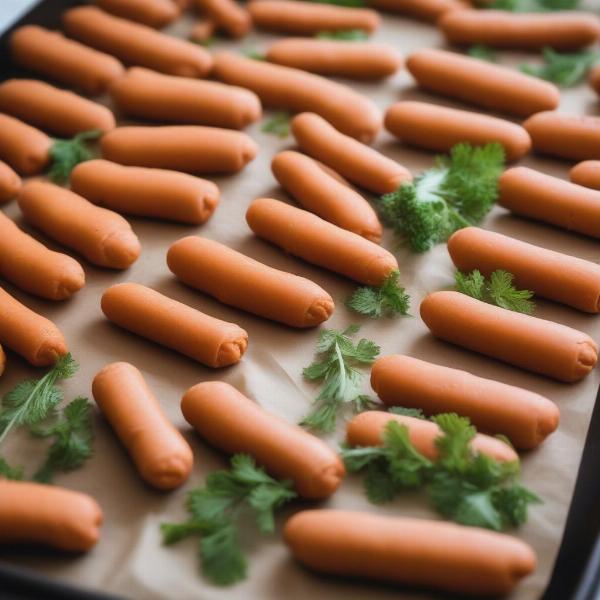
[301, 325, 380, 433]
[261, 112, 291, 138]
[477, 0, 580, 10]
[341, 414, 541, 530]
[455, 269, 535, 314]
[161, 454, 297, 586]
[379, 143, 505, 253]
[0, 354, 93, 483]
[48, 130, 102, 184]
[468, 45, 498, 62]
[520, 48, 600, 87]
[347, 270, 411, 318]
[315, 29, 369, 40]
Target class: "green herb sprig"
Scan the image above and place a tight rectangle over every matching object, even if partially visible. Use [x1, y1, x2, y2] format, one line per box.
[161, 454, 296, 586]
[520, 48, 600, 87]
[301, 325, 380, 433]
[468, 45, 498, 62]
[261, 112, 291, 138]
[477, 0, 580, 11]
[379, 143, 505, 253]
[315, 29, 369, 40]
[455, 269, 535, 314]
[341, 413, 541, 530]
[48, 130, 102, 184]
[347, 270, 411, 318]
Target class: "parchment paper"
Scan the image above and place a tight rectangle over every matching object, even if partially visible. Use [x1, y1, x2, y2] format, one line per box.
[1, 7, 599, 600]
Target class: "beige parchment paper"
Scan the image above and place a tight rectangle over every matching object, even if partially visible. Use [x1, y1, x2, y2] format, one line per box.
[1, 7, 600, 600]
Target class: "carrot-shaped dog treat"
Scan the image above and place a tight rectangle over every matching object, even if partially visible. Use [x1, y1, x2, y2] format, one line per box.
[248, 0, 379, 35]
[347, 411, 517, 462]
[101, 126, 258, 174]
[92, 362, 193, 490]
[213, 52, 382, 143]
[181, 381, 345, 499]
[366, 0, 467, 22]
[371, 355, 559, 449]
[0, 212, 84, 301]
[272, 151, 382, 241]
[63, 5, 213, 78]
[523, 112, 600, 161]
[384, 101, 531, 161]
[0, 345, 5, 377]
[0, 114, 52, 175]
[449, 226, 600, 313]
[194, 0, 251, 38]
[0, 480, 102, 551]
[420, 291, 598, 383]
[0, 79, 115, 138]
[167, 236, 334, 327]
[247, 198, 398, 285]
[571, 161, 600, 189]
[18, 181, 140, 270]
[266, 38, 402, 80]
[284, 510, 536, 596]
[71, 159, 219, 225]
[97, 0, 179, 28]
[291, 112, 411, 194]
[439, 10, 600, 51]
[0, 160, 20, 203]
[0, 287, 68, 366]
[10, 26, 125, 96]
[101, 283, 248, 367]
[499, 167, 600, 239]
[590, 64, 600, 95]
[406, 48, 559, 118]
[110, 67, 261, 129]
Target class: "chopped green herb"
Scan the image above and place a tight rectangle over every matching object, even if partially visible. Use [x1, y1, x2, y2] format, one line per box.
[243, 48, 266, 61]
[520, 48, 600, 87]
[468, 44, 498, 62]
[48, 130, 102, 184]
[347, 270, 411, 318]
[161, 454, 296, 585]
[0, 456, 24, 480]
[379, 143, 505, 253]
[261, 112, 291, 138]
[455, 269, 535, 314]
[315, 29, 369, 40]
[388, 406, 426, 419]
[301, 325, 380, 433]
[476, 0, 580, 11]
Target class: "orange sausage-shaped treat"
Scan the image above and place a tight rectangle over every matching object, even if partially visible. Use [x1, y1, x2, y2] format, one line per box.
[590, 64, 600, 95]
[571, 161, 600, 189]
[0, 160, 20, 204]
[449, 226, 600, 313]
[371, 355, 559, 450]
[101, 126, 258, 174]
[0, 79, 115, 138]
[167, 236, 334, 327]
[0, 212, 84, 301]
[499, 167, 600, 239]
[10, 26, 125, 96]
[18, 181, 140, 270]
[0, 481, 101, 552]
[0, 344, 5, 377]
[92, 362, 193, 490]
[291, 112, 411, 195]
[181, 381, 345, 499]
[110, 67, 261, 129]
[272, 151, 382, 242]
[384, 101, 531, 161]
[406, 49, 559, 118]
[0, 114, 52, 176]
[523, 112, 600, 161]
[284, 510, 536, 596]
[266, 38, 402, 81]
[439, 10, 600, 51]
[97, 0, 179, 28]
[213, 52, 382, 143]
[71, 160, 219, 225]
[194, 0, 251, 38]
[366, 0, 467, 22]
[248, 0, 379, 35]
[421, 291, 598, 383]
[347, 411, 518, 463]
[101, 283, 248, 367]
[0, 287, 68, 366]
[247, 198, 398, 285]
[63, 6, 213, 78]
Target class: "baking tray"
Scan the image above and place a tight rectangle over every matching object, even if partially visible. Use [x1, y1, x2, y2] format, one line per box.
[0, 1, 599, 598]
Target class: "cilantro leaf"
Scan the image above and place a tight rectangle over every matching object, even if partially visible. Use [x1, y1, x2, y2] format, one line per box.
[389, 406, 426, 419]
[300, 326, 380, 432]
[520, 48, 600, 87]
[455, 269, 535, 314]
[347, 270, 411, 318]
[468, 45, 498, 62]
[161, 454, 296, 585]
[48, 130, 101, 184]
[261, 112, 291, 138]
[315, 29, 369, 40]
[379, 143, 505, 252]
[0, 456, 24, 480]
